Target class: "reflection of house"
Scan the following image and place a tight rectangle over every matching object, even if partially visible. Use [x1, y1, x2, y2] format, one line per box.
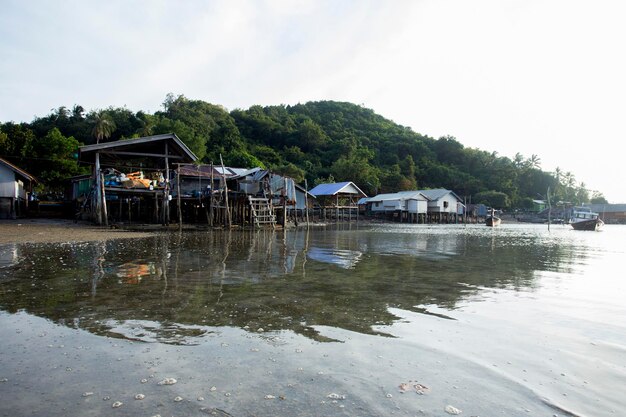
[307, 247, 362, 269]
[366, 191, 429, 223]
[0, 243, 18, 268]
[0, 157, 37, 219]
[308, 182, 367, 221]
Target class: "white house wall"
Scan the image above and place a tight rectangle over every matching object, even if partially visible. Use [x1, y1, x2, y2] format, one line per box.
[428, 193, 459, 213]
[0, 164, 16, 198]
[407, 199, 428, 214]
[371, 199, 402, 212]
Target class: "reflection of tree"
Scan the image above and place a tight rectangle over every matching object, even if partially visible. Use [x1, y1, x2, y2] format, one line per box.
[0, 228, 583, 344]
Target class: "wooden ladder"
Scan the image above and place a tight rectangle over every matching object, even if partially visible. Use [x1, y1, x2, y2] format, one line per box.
[248, 196, 276, 228]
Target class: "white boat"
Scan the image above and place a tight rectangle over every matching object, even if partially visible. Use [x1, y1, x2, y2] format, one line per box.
[485, 208, 501, 227]
[569, 207, 604, 231]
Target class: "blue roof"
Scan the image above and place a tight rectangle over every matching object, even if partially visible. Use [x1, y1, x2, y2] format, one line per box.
[308, 182, 366, 197]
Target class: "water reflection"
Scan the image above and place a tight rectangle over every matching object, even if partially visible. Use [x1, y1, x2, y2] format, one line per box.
[0, 243, 18, 269]
[0, 225, 585, 344]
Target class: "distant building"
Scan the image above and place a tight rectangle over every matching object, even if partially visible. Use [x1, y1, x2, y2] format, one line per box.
[366, 191, 429, 223]
[532, 200, 547, 213]
[418, 189, 465, 222]
[309, 182, 366, 221]
[0, 157, 37, 219]
[588, 204, 626, 224]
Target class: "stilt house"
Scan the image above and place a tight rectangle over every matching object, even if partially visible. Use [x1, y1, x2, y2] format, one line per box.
[308, 181, 366, 221]
[418, 189, 465, 223]
[367, 191, 429, 223]
[78, 133, 198, 225]
[0, 157, 37, 219]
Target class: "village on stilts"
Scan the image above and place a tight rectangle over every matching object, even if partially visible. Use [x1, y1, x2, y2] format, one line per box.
[63, 133, 494, 229]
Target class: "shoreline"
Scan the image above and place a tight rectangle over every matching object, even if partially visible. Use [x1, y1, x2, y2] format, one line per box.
[0, 218, 156, 245]
[2, 215, 566, 246]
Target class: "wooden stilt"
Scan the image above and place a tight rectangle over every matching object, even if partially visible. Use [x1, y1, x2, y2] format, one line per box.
[100, 173, 108, 227]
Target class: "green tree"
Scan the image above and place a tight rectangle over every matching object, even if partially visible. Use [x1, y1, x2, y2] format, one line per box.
[30, 128, 86, 190]
[90, 111, 116, 143]
[590, 191, 608, 204]
[474, 190, 510, 208]
[274, 163, 305, 183]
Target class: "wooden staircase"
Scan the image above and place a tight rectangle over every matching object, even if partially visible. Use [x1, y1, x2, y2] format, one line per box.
[248, 196, 276, 227]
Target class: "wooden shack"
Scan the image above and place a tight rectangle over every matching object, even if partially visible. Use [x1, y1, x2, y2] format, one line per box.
[0, 157, 37, 219]
[78, 133, 198, 225]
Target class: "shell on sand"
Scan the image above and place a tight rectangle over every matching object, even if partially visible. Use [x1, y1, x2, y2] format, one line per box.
[444, 405, 462, 415]
[158, 377, 177, 385]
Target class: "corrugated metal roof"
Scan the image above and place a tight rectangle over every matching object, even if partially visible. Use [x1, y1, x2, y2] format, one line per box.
[178, 164, 220, 178]
[308, 182, 366, 197]
[79, 133, 198, 163]
[417, 188, 463, 202]
[368, 191, 429, 203]
[0, 157, 37, 183]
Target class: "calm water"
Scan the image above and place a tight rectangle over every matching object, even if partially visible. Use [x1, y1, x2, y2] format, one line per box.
[1, 223, 625, 416]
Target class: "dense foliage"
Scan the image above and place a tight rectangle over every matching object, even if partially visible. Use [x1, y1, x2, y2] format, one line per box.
[0, 95, 607, 206]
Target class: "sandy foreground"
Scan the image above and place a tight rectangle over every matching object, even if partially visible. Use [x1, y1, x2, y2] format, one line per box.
[0, 218, 156, 244]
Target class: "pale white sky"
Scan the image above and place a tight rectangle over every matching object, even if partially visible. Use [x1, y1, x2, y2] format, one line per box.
[1, 0, 625, 202]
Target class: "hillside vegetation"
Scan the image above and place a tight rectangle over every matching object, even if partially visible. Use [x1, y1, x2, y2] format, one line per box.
[0, 94, 607, 208]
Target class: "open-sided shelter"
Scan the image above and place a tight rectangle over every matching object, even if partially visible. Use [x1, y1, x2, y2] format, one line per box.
[308, 181, 366, 221]
[78, 133, 198, 225]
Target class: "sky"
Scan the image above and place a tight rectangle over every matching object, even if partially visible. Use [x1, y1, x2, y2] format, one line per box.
[1, 0, 625, 202]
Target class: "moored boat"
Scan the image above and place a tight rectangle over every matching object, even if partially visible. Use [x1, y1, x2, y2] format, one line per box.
[486, 209, 501, 227]
[570, 207, 604, 231]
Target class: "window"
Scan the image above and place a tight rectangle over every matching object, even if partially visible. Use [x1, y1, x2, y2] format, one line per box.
[443, 201, 449, 209]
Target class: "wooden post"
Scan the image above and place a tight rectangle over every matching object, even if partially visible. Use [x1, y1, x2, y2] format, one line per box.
[176, 165, 182, 227]
[219, 154, 231, 228]
[282, 177, 287, 228]
[100, 173, 108, 227]
[304, 179, 309, 227]
[94, 152, 102, 225]
[209, 163, 214, 227]
[164, 142, 170, 226]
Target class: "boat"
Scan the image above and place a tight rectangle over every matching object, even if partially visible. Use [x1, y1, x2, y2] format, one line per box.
[486, 209, 501, 227]
[569, 206, 604, 231]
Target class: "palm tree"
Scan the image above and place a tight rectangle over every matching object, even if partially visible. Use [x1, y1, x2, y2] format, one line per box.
[71, 105, 85, 121]
[91, 111, 116, 144]
[135, 113, 155, 137]
[526, 154, 541, 169]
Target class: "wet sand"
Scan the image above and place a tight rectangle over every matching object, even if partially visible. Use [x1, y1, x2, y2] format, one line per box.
[0, 218, 155, 244]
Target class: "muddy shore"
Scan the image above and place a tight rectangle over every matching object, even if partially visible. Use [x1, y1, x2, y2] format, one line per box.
[0, 218, 156, 244]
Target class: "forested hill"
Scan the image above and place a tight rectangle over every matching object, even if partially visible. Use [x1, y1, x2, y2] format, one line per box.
[0, 95, 606, 207]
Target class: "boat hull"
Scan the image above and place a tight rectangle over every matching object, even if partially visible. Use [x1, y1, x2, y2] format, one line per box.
[571, 218, 604, 231]
[486, 216, 501, 227]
